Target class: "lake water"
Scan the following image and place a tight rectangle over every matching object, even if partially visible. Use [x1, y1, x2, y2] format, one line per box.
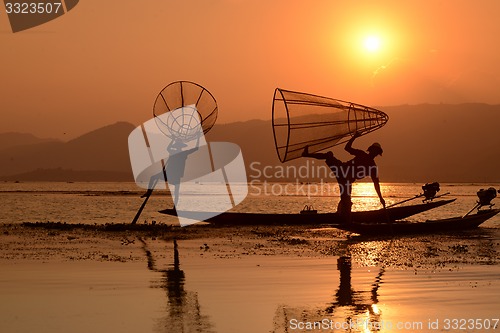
[1, 182, 499, 332]
[1, 182, 500, 225]
[181, 252, 500, 333]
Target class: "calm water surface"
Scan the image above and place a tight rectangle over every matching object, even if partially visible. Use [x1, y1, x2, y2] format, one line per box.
[140, 237, 500, 333]
[1, 182, 500, 224]
[1, 182, 499, 332]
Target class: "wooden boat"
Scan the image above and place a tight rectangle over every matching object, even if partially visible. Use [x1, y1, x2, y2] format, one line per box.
[159, 199, 455, 225]
[337, 209, 500, 235]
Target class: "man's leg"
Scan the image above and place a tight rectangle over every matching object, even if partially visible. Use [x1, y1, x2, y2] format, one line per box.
[337, 181, 352, 224]
[303, 148, 344, 177]
[303, 147, 339, 163]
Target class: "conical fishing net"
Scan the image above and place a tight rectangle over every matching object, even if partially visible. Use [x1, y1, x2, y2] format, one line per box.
[153, 81, 218, 141]
[272, 88, 389, 162]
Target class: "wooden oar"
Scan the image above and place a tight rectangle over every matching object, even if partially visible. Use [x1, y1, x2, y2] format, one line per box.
[462, 202, 480, 218]
[385, 194, 424, 209]
[385, 192, 451, 209]
[131, 178, 159, 224]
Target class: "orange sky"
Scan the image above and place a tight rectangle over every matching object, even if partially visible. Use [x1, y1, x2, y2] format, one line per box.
[1, 0, 500, 139]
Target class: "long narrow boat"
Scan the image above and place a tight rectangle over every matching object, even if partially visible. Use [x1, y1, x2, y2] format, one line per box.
[159, 199, 455, 225]
[337, 209, 500, 235]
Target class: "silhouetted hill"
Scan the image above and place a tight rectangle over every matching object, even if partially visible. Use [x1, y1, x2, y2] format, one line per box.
[0, 122, 135, 180]
[1, 105, 499, 182]
[0, 132, 59, 150]
[0, 168, 132, 182]
[374, 103, 500, 182]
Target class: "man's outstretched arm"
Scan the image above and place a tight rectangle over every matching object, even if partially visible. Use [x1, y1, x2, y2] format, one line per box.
[372, 176, 385, 207]
[345, 132, 364, 155]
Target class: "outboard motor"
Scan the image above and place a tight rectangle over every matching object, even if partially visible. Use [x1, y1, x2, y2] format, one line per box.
[477, 187, 497, 208]
[422, 182, 440, 201]
[463, 187, 497, 218]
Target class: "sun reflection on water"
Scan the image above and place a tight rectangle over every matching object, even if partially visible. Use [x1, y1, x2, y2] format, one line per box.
[371, 304, 380, 315]
[270, 254, 387, 333]
[153, 230, 500, 333]
[351, 182, 385, 212]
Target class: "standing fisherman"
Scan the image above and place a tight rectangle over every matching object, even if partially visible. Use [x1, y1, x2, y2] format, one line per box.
[302, 132, 385, 223]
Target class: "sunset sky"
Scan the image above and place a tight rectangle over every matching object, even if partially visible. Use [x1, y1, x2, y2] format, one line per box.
[1, 0, 500, 139]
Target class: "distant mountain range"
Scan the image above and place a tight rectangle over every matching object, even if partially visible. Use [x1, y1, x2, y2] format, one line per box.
[0, 122, 136, 181]
[0, 132, 59, 151]
[1, 104, 499, 183]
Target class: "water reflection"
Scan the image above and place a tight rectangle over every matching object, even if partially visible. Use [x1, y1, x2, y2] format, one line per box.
[140, 238, 215, 333]
[147, 240, 387, 333]
[327, 256, 383, 316]
[273, 248, 386, 333]
[143, 232, 500, 333]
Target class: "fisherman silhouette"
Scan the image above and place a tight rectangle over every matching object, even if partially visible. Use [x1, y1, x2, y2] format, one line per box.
[141, 136, 201, 208]
[165, 137, 200, 206]
[302, 132, 385, 223]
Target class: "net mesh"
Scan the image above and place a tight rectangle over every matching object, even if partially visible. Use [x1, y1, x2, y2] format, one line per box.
[272, 88, 389, 162]
[153, 81, 218, 140]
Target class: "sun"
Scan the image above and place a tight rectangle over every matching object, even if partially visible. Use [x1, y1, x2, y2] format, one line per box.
[363, 36, 381, 53]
